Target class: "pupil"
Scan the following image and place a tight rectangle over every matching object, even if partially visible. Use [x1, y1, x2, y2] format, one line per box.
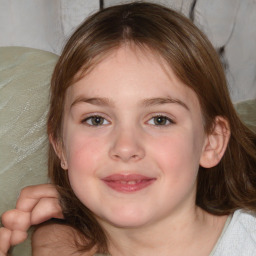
[155, 116, 166, 125]
[92, 116, 103, 125]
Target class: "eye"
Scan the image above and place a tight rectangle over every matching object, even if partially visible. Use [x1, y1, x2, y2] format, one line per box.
[83, 115, 109, 126]
[147, 115, 174, 126]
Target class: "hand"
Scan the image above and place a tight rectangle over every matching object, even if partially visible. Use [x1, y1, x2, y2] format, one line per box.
[0, 184, 64, 254]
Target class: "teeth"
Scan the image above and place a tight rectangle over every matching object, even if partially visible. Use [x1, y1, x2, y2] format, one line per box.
[119, 180, 140, 184]
[127, 181, 137, 185]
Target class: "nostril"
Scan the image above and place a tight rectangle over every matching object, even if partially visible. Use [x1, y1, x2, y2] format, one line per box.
[111, 152, 141, 162]
[109, 134, 145, 162]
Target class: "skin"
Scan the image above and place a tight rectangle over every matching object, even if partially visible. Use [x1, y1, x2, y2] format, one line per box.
[0, 45, 230, 255]
[55, 45, 229, 255]
[0, 184, 63, 255]
[61, 46, 207, 226]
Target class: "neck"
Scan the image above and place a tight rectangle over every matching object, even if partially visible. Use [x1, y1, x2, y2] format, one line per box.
[100, 207, 228, 256]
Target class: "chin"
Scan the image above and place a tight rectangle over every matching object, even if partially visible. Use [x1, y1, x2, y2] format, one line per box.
[98, 208, 152, 229]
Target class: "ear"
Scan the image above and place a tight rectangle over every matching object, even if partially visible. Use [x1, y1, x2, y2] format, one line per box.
[200, 116, 230, 168]
[49, 134, 68, 170]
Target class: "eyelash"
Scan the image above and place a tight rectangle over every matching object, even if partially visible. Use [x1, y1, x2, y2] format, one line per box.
[147, 114, 175, 126]
[82, 115, 110, 126]
[81, 114, 175, 127]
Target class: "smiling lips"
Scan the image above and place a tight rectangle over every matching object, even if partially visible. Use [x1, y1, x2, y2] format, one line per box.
[102, 174, 156, 192]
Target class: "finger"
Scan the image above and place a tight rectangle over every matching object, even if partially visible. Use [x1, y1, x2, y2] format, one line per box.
[0, 227, 11, 254]
[16, 184, 59, 212]
[1, 210, 30, 232]
[31, 198, 64, 225]
[10, 230, 28, 246]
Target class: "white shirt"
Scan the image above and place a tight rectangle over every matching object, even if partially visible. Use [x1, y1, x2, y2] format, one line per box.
[211, 210, 256, 255]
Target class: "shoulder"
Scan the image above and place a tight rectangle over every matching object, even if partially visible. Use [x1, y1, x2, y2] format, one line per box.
[32, 220, 97, 256]
[213, 210, 256, 255]
[230, 210, 256, 236]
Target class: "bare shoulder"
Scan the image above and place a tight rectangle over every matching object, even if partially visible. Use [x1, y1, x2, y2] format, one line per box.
[32, 221, 96, 256]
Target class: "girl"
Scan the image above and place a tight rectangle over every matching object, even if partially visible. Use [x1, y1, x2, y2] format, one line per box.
[1, 2, 256, 255]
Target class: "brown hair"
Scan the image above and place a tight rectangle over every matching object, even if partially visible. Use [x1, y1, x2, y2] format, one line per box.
[47, 2, 256, 253]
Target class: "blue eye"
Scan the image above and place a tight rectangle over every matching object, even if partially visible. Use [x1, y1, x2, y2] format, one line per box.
[83, 115, 109, 126]
[148, 115, 174, 126]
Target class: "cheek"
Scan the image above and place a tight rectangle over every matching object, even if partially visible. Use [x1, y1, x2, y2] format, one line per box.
[64, 131, 105, 176]
[149, 130, 204, 204]
[63, 132, 107, 207]
[150, 130, 203, 178]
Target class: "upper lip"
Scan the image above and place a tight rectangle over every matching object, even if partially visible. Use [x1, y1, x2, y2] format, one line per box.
[102, 174, 156, 182]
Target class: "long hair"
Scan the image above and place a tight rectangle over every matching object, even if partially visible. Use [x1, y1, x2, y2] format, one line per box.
[47, 2, 256, 252]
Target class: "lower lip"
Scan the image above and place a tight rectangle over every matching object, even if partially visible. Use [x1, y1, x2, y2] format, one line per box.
[102, 178, 156, 193]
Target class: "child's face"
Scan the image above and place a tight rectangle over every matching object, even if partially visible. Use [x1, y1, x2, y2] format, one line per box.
[59, 46, 208, 229]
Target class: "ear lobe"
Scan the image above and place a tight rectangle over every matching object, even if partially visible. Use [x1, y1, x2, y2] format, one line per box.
[200, 116, 230, 168]
[49, 134, 68, 170]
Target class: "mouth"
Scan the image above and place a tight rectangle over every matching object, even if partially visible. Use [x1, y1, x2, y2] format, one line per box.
[102, 174, 156, 193]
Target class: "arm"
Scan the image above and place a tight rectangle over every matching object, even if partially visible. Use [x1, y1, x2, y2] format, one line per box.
[32, 221, 97, 256]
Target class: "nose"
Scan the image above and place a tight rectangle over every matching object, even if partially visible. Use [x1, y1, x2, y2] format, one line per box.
[109, 127, 145, 162]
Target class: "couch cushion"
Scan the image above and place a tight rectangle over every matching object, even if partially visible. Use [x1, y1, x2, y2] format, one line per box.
[235, 99, 256, 133]
[0, 46, 58, 255]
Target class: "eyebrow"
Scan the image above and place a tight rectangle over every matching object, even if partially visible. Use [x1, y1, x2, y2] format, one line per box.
[71, 97, 115, 108]
[141, 97, 189, 111]
[71, 96, 189, 111]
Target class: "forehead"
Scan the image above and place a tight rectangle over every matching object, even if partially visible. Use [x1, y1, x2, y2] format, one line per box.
[66, 45, 201, 112]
